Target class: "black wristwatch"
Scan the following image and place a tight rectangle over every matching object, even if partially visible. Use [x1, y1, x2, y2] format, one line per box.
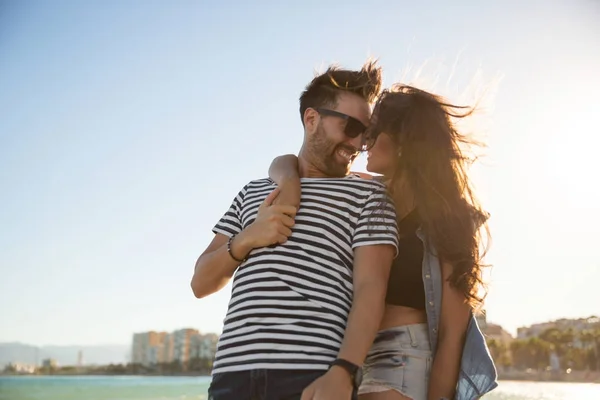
[330, 358, 363, 388]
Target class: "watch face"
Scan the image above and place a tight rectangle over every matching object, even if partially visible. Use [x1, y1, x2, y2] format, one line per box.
[331, 358, 362, 388]
[355, 367, 363, 388]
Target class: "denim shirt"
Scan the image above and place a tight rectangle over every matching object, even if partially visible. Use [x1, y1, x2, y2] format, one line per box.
[416, 228, 498, 400]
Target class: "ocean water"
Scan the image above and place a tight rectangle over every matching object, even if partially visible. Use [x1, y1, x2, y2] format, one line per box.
[0, 376, 599, 400]
[0, 376, 210, 400]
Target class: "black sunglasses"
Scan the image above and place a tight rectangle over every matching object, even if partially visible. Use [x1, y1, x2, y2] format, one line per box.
[315, 108, 368, 139]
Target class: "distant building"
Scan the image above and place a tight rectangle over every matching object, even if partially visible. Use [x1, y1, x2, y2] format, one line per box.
[131, 331, 169, 366]
[482, 323, 513, 345]
[130, 329, 219, 367]
[173, 328, 199, 364]
[190, 333, 218, 360]
[5, 362, 36, 374]
[517, 316, 599, 343]
[163, 333, 174, 363]
[41, 358, 58, 369]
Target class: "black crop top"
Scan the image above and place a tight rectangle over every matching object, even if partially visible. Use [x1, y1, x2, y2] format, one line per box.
[385, 208, 426, 309]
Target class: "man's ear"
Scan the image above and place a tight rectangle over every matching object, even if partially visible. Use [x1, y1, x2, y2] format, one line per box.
[303, 108, 319, 135]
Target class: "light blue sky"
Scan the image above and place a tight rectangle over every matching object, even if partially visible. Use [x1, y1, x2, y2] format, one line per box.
[1, 1, 599, 346]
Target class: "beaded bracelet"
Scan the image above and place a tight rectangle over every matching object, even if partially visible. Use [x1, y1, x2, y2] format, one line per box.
[227, 235, 246, 263]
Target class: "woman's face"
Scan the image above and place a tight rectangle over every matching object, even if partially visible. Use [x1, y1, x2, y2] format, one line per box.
[366, 132, 396, 177]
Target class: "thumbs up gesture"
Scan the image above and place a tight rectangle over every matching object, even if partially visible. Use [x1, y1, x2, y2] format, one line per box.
[243, 188, 297, 249]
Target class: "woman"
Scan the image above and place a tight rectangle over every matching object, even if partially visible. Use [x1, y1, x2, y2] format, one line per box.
[268, 85, 497, 400]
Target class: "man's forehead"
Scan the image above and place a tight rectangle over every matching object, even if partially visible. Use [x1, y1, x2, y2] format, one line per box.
[334, 92, 371, 125]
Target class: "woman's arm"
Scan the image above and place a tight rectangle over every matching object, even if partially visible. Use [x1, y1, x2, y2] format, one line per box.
[269, 154, 300, 184]
[427, 260, 471, 400]
[268, 154, 301, 210]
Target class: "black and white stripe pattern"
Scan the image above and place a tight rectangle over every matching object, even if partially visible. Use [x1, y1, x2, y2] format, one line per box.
[211, 177, 398, 374]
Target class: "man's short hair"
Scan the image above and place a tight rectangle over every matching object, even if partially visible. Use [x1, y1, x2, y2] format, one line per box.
[299, 60, 382, 124]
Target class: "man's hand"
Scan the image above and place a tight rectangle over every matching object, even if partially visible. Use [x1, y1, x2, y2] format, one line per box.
[238, 188, 297, 249]
[272, 178, 301, 211]
[300, 367, 353, 400]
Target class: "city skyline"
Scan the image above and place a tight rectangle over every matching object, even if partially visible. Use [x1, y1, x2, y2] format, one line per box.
[1, 2, 599, 346]
[4, 314, 598, 370]
[4, 314, 599, 349]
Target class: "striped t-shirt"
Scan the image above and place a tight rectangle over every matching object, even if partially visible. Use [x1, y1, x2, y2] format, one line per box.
[211, 176, 398, 374]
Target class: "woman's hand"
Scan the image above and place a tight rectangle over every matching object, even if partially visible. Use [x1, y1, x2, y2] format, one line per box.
[239, 188, 297, 249]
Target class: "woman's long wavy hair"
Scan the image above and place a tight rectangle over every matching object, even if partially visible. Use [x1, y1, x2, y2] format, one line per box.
[367, 85, 490, 308]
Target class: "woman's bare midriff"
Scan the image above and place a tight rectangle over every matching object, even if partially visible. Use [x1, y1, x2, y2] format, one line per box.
[379, 304, 427, 330]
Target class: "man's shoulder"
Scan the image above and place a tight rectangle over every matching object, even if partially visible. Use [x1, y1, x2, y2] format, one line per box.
[240, 177, 276, 191]
[344, 175, 387, 192]
[298, 176, 388, 198]
[245, 177, 275, 186]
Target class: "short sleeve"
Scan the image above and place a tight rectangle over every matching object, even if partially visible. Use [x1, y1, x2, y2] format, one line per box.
[212, 186, 247, 238]
[352, 184, 399, 253]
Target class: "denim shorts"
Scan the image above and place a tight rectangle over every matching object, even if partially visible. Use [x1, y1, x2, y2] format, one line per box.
[359, 323, 432, 400]
[209, 368, 358, 400]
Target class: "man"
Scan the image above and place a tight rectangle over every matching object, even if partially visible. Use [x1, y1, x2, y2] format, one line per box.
[191, 60, 398, 400]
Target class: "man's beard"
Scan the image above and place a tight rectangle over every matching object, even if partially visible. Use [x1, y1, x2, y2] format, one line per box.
[306, 123, 353, 178]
